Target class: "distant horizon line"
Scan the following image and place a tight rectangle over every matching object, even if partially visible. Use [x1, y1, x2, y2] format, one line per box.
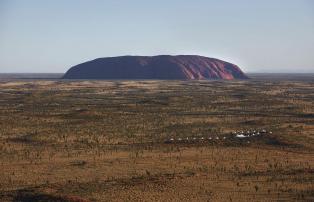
[1, 72, 314, 74]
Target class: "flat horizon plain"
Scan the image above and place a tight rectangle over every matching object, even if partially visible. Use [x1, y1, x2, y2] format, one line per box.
[0, 74, 313, 201]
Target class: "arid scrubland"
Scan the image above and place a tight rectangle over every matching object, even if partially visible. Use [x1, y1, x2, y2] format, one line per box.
[0, 79, 313, 201]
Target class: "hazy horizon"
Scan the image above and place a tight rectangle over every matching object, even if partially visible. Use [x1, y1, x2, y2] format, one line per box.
[1, 0, 314, 73]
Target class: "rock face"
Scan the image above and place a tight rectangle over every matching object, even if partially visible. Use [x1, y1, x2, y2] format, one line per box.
[63, 55, 248, 80]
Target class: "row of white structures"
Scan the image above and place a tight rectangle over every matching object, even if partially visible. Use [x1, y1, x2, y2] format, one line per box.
[164, 129, 273, 143]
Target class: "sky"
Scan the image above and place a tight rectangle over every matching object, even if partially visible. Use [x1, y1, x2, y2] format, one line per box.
[0, 0, 313, 73]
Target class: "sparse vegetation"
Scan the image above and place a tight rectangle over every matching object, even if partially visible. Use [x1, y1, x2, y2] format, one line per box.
[0, 79, 313, 201]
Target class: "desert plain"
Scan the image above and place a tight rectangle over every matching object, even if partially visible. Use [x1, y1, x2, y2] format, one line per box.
[0, 76, 313, 201]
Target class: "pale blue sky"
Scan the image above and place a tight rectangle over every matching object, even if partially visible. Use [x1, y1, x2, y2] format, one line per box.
[0, 0, 313, 73]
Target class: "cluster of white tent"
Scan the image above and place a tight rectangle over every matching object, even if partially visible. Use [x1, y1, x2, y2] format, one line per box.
[232, 129, 272, 138]
[164, 129, 273, 144]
